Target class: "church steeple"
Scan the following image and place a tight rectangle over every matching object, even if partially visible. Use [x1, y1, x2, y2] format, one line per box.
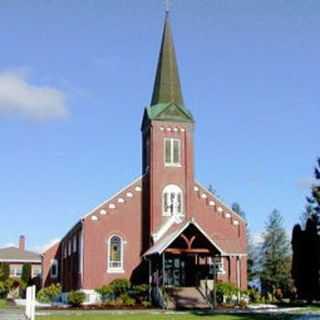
[151, 12, 184, 107]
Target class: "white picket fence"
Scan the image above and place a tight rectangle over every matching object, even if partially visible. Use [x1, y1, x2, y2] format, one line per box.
[25, 285, 36, 320]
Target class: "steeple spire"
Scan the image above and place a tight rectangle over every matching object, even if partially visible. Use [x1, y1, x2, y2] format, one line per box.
[151, 12, 184, 106]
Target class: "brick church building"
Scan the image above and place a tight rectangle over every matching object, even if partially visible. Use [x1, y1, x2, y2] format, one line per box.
[42, 12, 247, 304]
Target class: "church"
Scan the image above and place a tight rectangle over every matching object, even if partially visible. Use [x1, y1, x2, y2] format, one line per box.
[42, 12, 247, 304]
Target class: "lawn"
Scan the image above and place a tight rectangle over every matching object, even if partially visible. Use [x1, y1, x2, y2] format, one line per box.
[38, 312, 296, 320]
[0, 299, 7, 309]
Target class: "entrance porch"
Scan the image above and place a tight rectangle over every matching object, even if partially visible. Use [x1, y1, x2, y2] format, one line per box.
[144, 221, 225, 308]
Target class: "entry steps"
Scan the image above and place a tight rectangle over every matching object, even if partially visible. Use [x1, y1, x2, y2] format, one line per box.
[166, 286, 211, 310]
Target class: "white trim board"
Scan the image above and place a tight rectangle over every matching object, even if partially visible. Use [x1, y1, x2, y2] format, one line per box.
[195, 180, 247, 223]
[82, 175, 143, 220]
[0, 259, 41, 263]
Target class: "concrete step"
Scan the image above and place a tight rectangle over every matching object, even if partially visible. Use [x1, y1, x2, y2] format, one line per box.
[166, 287, 211, 310]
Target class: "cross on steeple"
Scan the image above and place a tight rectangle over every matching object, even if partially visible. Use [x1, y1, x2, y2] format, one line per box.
[165, 0, 171, 12]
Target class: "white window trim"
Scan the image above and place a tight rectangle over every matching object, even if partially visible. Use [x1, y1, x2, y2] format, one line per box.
[31, 265, 42, 278]
[9, 265, 22, 278]
[162, 184, 184, 217]
[107, 235, 124, 274]
[211, 256, 226, 275]
[50, 259, 59, 279]
[164, 138, 181, 167]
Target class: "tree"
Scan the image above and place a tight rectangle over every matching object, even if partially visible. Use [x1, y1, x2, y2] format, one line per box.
[21, 264, 32, 288]
[306, 158, 320, 216]
[232, 202, 246, 220]
[208, 184, 216, 195]
[0, 263, 9, 282]
[292, 158, 320, 302]
[260, 209, 291, 300]
[299, 204, 314, 229]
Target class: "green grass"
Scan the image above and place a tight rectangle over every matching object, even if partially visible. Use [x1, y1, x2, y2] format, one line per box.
[0, 299, 7, 309]
[38, 312, 296, 320]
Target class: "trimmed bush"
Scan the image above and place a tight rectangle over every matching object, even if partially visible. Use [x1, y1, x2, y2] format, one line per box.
[37, 283, 61, 303]
[95, 284, 113, 303]
[131, 284, 149, 303]
[95, 280, 150, 306]
[109, 278, 130, 297]
[68, 290, 86, 307]
[120, 293, 135, 306]
[248, 288, 261, 303]
[215, 282, 239, 305]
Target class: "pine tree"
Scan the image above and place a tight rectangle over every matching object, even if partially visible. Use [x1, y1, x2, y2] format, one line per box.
[260, 209, 291, 299]
[299, 204, 314, 229]
[292, 158, 320, 301]
[232, 202, 246, 220]
[208, 184, 216, 195]
[306, 158, 320, 216]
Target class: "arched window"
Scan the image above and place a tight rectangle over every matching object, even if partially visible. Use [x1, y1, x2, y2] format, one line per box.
[107, 235, 124, 273]
[162, 185, 183, 217]
[50, 259, 58, 279]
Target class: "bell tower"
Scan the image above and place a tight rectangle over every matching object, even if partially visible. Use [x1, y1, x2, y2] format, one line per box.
[142, 12, 195, 247]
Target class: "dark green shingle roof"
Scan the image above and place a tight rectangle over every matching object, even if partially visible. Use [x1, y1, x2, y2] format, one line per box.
[151, 12, 184, 107]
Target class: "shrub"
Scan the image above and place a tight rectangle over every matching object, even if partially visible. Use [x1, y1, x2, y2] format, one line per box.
[215, 282, 239, 305]
[131, 284, 149, 302]
[248, 288, 261, 303]
[142, 300, 152, 307]
[95, 284, 113, 303]
[0, 282, 8, 299]
[275, 288, 283, 301]
[120, 293, 135, 306]
[239, 299, 248, 309]
[37, 283, 61, 303]
[68, 290, 86, 307]
[109, 278, 130, 297]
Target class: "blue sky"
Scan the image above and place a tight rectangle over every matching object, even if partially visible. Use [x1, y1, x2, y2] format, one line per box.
[0, 0, 319, 251]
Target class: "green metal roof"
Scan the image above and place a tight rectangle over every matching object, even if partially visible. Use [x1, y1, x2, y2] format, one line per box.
[146, 103, 193, 122]
[151, 12, 184, 108]
[144, 13, 193, 127]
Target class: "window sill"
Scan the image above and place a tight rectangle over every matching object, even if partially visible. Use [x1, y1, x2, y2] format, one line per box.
[164, 164, 182, 168]
[107, 269, 125, 274]
[162, 213, 172, 217]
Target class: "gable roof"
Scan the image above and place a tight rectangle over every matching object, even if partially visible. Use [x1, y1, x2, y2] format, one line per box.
[0, 247, 41, 263]
[144, 219, 247, 257]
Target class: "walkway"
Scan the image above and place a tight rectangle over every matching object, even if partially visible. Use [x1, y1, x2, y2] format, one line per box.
[0, 308, 25, 320]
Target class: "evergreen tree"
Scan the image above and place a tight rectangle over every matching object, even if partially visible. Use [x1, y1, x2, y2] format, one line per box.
[260, 209, 291, 299]
[208, 184, 216, 195]
[299, 204, 314, 229]
[306, 158, 320, 216]
[292, 158, 320, 302]
[232, 202, 246, 220]
[0, 263, 9, 282]
[21, 264, 32, 287]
